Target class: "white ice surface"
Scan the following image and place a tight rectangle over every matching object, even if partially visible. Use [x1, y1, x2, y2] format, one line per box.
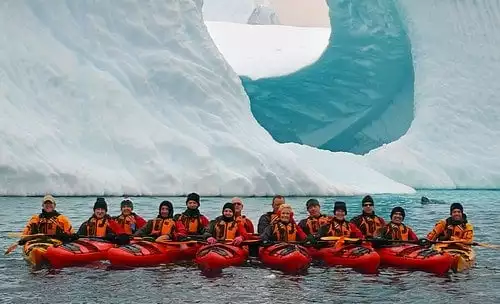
[0, 0, 414, 196]
[206, 21, 330, 79]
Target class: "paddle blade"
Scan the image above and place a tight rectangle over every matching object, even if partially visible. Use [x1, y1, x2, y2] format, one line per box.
[320, 236, 360, 242]
[7, 232, 23, 238]
[4, 242, 18, 255]
[475, 242, 500, 249]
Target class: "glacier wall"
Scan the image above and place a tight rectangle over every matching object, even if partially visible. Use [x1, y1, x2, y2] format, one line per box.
[0, 0, 414, 195]
[242, 0, 415, 154]
[366, 0, 500, 188]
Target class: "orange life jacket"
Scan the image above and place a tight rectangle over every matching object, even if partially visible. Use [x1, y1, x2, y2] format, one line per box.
[24, 213, 70, 235]
[427, 217, 474, 242]
[272, 222, 297, 242]
[150, 218, 176, 236]
[235, 215, 252, 231]
[114, 214, 137, 234]
[214, 219, 239, 240]
[305, 215, 330, 235]
[178, 214, 202, 234]
[380, 223, 410, 241]
[85, 216, 109, 237]
[354, 215, 385, 238]
[327, 219, 352, 237]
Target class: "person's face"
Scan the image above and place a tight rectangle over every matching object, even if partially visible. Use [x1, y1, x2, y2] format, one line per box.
[187, 200, 199, 210]
[160, 205, 170, 218]
[42, 201, 55, 213]
[280, 209, 291, 223]
[334, 209, 345, 221]
[94, 208, 106, 219]
[451, 209, 463, 221]
[308, 205, 320, 217]
[391, 212, 403, 224]
[121, 206, 132, 216]
[223, 208, 234, 218]
[362, 202, 374, 214]
[272, 198, 285, 212]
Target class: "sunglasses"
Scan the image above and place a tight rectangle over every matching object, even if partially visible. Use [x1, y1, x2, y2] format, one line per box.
[363, 203, 374, 207]
[233, 202, 242, 206]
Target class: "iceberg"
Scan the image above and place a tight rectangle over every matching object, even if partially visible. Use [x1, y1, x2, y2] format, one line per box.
[206, 0, 500, 189]
[0, 0, 413, 196]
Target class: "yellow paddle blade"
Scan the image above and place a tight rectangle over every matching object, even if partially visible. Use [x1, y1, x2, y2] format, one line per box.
[474, 242, 500, 249]
[320, 236, 360, 242]
[7, 233, 46, 239]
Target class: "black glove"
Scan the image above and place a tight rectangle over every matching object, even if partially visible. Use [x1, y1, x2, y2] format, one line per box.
[114, 234, 131, 246]
[418, 238, 431, 247]
[305, 235, 318, 245]
[177, 236, 191, 242]
[56, 233, 78, 243]
[353, 238, 363, 245]
[437, 235, 449, 241]
[18, 239, 28, 245]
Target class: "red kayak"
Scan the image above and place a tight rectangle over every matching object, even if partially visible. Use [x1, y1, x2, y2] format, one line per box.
[376, 244, 454, 275]
[194, 244, 248, 271]
[319, 244, 380, 274]
[45, 238, 115, 269]
[107, 240, 184, 268]
[259, 243, 311, 274]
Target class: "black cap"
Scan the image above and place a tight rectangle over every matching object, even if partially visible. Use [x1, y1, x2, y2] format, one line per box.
[390, 206, 405, 220]
[362, 195, 374, 205]
[306, 199, 320, 209]
[222, 202, 235, 214]
[121, 198, 133, 209]
[334, 201, 347, 215]
[94, 197, 108, 212]
[186, 192, 200, 205]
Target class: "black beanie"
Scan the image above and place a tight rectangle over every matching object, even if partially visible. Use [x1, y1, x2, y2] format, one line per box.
[222, 202, 235, 214]
[306, 198, 320, 209]
[334, 201, 347, 215]
[186, 192, 200, 205]
[158, 200, 173, 218]
[362, 195, 374, 205]
[94, 197, 108, 212]
[391, 206, 405, 220]
[450, 203, 463, 214]
[121, 198, 134, 209]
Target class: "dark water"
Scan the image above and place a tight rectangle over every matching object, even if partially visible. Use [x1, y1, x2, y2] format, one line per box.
[1, 190, 499, 303]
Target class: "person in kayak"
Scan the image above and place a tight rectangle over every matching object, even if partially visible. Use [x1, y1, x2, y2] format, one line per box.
[260, 204, 307, 242]
[318, 201, 364, 239]
[134, 200, 187, 241]
[298, 198, 330, 236]
[174, 192, 210, 236]
[257, 195, 285, 234]
[232, 197, 255, 234]
[426, 203, 474, 243]
[22, 194, 76, 242]
[77, 197, 130, 245]
[205, 202, 248, 245]
[112, 198, 147, 235]
[349, 195, 386, 238]
[377, 207, 418, 241]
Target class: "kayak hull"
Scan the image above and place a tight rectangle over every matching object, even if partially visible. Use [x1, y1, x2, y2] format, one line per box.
[320, 244, 380, 274]
[376, 244, 454, 275]
[46, 238, 115, 269]
[107, 240, 182, 267]
[435, 244, 476, 273]
[259, 243, 311, 274]
[177, 242, 203, 261]
[23, 238, 62, 268]
[194, 244, 248, 271]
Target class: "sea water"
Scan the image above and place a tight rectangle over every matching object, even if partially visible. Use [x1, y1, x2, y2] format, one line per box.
[0, 190, 499, 303]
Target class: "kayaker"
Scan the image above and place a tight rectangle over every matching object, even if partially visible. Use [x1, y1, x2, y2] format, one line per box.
[134, 200, 188, 240]
[377, 207, 418, 241]
[257, 195, 285, 234]
[298, 198, 330, 236]
[318, 201, 364, 239]
[205, 202, 247, 245]
[174, 192, 210, 236]
[22, 194, 76, 242]
[260, 204, 307, 242]
[350, 195, 386, 238]
[112, 198, 147, 235]
[77, 197, 130, 245]
[232, 197, 255, 234]
[426, 203, 474, 243]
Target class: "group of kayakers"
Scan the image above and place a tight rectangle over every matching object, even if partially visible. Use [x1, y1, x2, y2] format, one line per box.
[21, 193, 474, 248]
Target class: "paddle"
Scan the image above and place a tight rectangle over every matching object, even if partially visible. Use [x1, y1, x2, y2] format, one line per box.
[4, 233, 53, 255]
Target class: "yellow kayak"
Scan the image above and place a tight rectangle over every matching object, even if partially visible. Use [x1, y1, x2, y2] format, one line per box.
[23, 238, 62, 268]
[435, 243, 476, 273]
